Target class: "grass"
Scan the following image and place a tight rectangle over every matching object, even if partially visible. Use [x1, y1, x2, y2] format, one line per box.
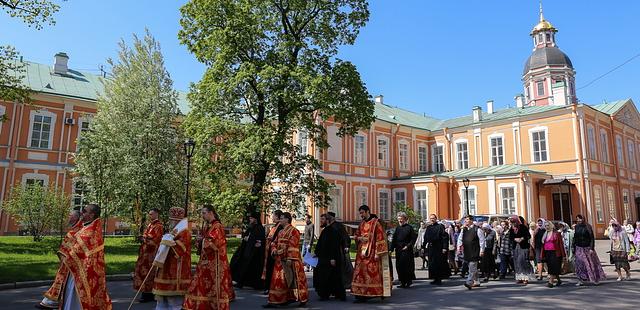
[0, 236, 242, 284]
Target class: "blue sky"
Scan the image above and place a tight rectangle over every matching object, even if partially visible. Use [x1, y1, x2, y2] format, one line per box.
[3, 1, 640, 120]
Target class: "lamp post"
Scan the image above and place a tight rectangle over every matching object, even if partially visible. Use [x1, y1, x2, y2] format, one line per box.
[183, 138, 196, 216]
[462, 178, 470, 217]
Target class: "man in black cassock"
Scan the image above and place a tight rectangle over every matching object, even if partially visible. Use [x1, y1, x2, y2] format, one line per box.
[313, 213, 346, 301]
[332, 215, 353, 289]
[391, 212, 416, 288]
[423, 214, 451, 285]
[230, 212, 266, 289]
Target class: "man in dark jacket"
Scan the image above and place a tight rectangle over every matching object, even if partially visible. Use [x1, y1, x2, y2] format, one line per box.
[457, 215, 485, 290]
[423, 214, 451, 285]
[391, 212, 416, 288]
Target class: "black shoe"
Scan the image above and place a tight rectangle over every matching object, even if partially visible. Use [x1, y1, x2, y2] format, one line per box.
[464, 283, 472, 290]
[547, 283, 554, 288]
[557, 279, 562, 286]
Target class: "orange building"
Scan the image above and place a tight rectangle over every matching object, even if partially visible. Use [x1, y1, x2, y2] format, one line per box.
[308, 10, 640, 236]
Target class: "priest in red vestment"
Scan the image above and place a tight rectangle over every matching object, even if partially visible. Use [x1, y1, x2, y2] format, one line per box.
[183, 204, 235, 310]
[351, 205, 391, 303]
[261, 209, 283, 294]
[153, 207, 192, 310]
[36, 210, 82, 309]
[133, 208, 164, 303]
[58, 203, 113, 310]
[263, 212, 308, 308]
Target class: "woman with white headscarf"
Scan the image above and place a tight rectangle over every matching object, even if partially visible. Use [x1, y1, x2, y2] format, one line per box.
[608, 219, 631, 281]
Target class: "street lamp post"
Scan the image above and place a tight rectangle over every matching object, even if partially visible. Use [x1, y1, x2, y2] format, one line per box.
[183, 138, 196, 216]
[463, 178, 470, 217]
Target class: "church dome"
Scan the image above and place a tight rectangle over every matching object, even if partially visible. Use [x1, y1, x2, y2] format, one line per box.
[523, 46, 573, 75]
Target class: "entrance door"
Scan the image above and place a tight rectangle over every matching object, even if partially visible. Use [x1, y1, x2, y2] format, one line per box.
[635, 197, 640, 222]
[552, 193, 571, 223]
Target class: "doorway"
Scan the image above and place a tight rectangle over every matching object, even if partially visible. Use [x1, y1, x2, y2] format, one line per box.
[552, 193, 571, 224]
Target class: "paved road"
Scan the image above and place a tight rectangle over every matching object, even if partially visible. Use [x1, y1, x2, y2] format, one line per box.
[1, 240, 638, 309]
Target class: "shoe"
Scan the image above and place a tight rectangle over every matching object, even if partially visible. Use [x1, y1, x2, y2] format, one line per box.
[537, 276, 543, 281]
[575, 281, 583, 287]
[353, 299, 367, 304]
[463, 283, 472, 290]
[499, 275, 506, 279]
[397, 284, 405, 288]
[523, 280, 528, 286]
[626, 273, 631, 280]
[617, 277, 622, 281]
[35, 305, 57, 310]
[556, 279, 562, 286]
[482, 278, 489, 283]
[547, 283, 554, 288]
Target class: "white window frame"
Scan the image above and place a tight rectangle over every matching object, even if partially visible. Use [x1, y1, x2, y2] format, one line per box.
[627, 139, 636, 170]
[398, 140, 409, 171]
[0, 105, 5, 136]
[73, 179, 89, 208]
[489, 134, 505, 166]
[354, 186, 368, 218]
[417, 144, 428, 172]
[499, 184, 517, 215]
[529, 127, 549, 163]
[27, 110, 57, 150]
[354, 134, 366, 165]
[594, 185, 604, 223]
[607, 186, 616, 220]
[599, 129, 609, 163]
[537, 81, 545, 96]
[21, 173, 49, 187]
[376, 136, 389, 168]
[459, 185, 477, 216]
[615, 135, 625, 167]
[392, 188, 407, 207]
[431, 143, 445, 172]
[414, 187, 428, 220]
[455, 139, 469, 170]
[328, 185, 343, 220]
[623, 190, 631, 222]
[587, 125, 597, 160]
[298, 130, 308, 155]
[378, 189, 391, 220]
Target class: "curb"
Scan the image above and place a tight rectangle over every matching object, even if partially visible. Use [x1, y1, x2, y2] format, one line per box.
[0, 274, 132, 291]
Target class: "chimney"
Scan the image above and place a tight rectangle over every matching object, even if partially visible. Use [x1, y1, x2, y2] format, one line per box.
[374, 95, 384, 104]
[54, 52, 69, 75]
[472, 106, 482, 122]
[486, 100, 494, 114]
[515, 94, 525, 108]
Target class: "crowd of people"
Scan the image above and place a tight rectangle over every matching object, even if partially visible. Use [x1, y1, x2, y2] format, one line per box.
[34, 202, 640, 309]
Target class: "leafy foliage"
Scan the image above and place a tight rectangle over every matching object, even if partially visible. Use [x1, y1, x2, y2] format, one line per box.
[74, 30, 184, 234]
[178, 0, 375, 220]
[391, 202, 423, 228]
[0, 0, 62, 29]
[3, 184, 71, 242]
[0, 45, 31, 107]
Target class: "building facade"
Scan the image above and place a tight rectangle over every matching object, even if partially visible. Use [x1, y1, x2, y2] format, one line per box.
[311, 10, 640, 236]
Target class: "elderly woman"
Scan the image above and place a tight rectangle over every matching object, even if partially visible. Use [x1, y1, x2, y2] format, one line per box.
[510, 216, 533, 285]
[533, 218, 547, 281]
[480, 223, 497, 282]
[608, 219, 631, 281]
[415, 221, 428, 270]
[391, 212, 417, 288]
[541, 221, 565, 288]
[573, 214, 606, 286]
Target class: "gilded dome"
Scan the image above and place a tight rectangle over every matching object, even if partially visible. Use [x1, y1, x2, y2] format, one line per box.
[531, 19, 557, 34]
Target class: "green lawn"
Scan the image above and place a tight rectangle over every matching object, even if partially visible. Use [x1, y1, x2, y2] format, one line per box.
[0, 236, 241, 284]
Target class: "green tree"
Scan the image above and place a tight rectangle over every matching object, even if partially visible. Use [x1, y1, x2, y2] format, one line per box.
[3, 183, 71, 241]
[179, 0, 375, 220]
[391, 202, 422, 228]
[74, 30, 184, 235]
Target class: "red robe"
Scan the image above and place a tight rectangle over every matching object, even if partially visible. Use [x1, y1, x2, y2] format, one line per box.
[42, 220, 83, 302]
[133, 219, 163, 292]
[261, 224, 280, 280]
[153, 229, 192, 296]
[351, 216, 391, 298]
[267, 224, 308, 304]
[58, 219, 112, 310]
[183, 220, 235, 310]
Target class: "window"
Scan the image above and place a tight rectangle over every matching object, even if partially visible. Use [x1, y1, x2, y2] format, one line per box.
[537, 33, 543, 43]
[399, 142, 409, 171]
[616, 136, 624, 167]
[25, 178, 45, 187]
[594, 186, 604, 223]
[545, 33, 551, 42]
[354, 135, 366, 164]
[377, 137, 388, 167]
[298, 130, 308, 155]
[607, 187, 616, 220]
[531, 130, 548, 162]
[432, 145, 444, 172]
[623, 191, 631, 222]
[418, 145, 428, 172]
[76, 118, 91, 150]
[456, 142, 469, 169]
[73, 180, 89, 208]
[490, 136, 504, 166]
[0, 105, 5, 136]
[355, 187, 367, 208]
[415, 189, 427, 219]
[525, 86, 530, 100]
[537, 81, 545, 96]
[328, 186, 343, 220]
[393, 189, 406, 206]
[628, 140, 636, 170]
[501, 187, 516, 214]
[587, 125, 597, 160]
[461, 187, 477, 215]
[29, 113, 54, 149]
[379, 191, 390, 220]
[600, 130, 609, 163]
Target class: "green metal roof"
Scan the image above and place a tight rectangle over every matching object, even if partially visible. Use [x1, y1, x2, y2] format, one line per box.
[374, 102, 441, 130]
[393, 164, 548, 181]
[590, 99, 631, 115]
[436, 105, 567, 130]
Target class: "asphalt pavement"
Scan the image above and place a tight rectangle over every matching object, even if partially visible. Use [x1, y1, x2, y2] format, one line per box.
[1, 240, 638, 309]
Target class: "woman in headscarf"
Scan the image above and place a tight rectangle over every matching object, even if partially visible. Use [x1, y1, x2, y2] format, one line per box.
[480, 223, 497, 282]
[573, 214, 606, 286]
[533, 218, 547, 281]
[608, 219, 631, 281]
[540, 221, 565, 287]
[509, 216, 533, 285]
[415, 221, 427, 270]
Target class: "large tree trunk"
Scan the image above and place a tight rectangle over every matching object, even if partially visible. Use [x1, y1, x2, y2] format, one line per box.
[248, 165, 269, 217]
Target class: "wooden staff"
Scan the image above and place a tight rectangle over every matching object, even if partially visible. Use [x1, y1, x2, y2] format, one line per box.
[127, 265, 157, 310]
